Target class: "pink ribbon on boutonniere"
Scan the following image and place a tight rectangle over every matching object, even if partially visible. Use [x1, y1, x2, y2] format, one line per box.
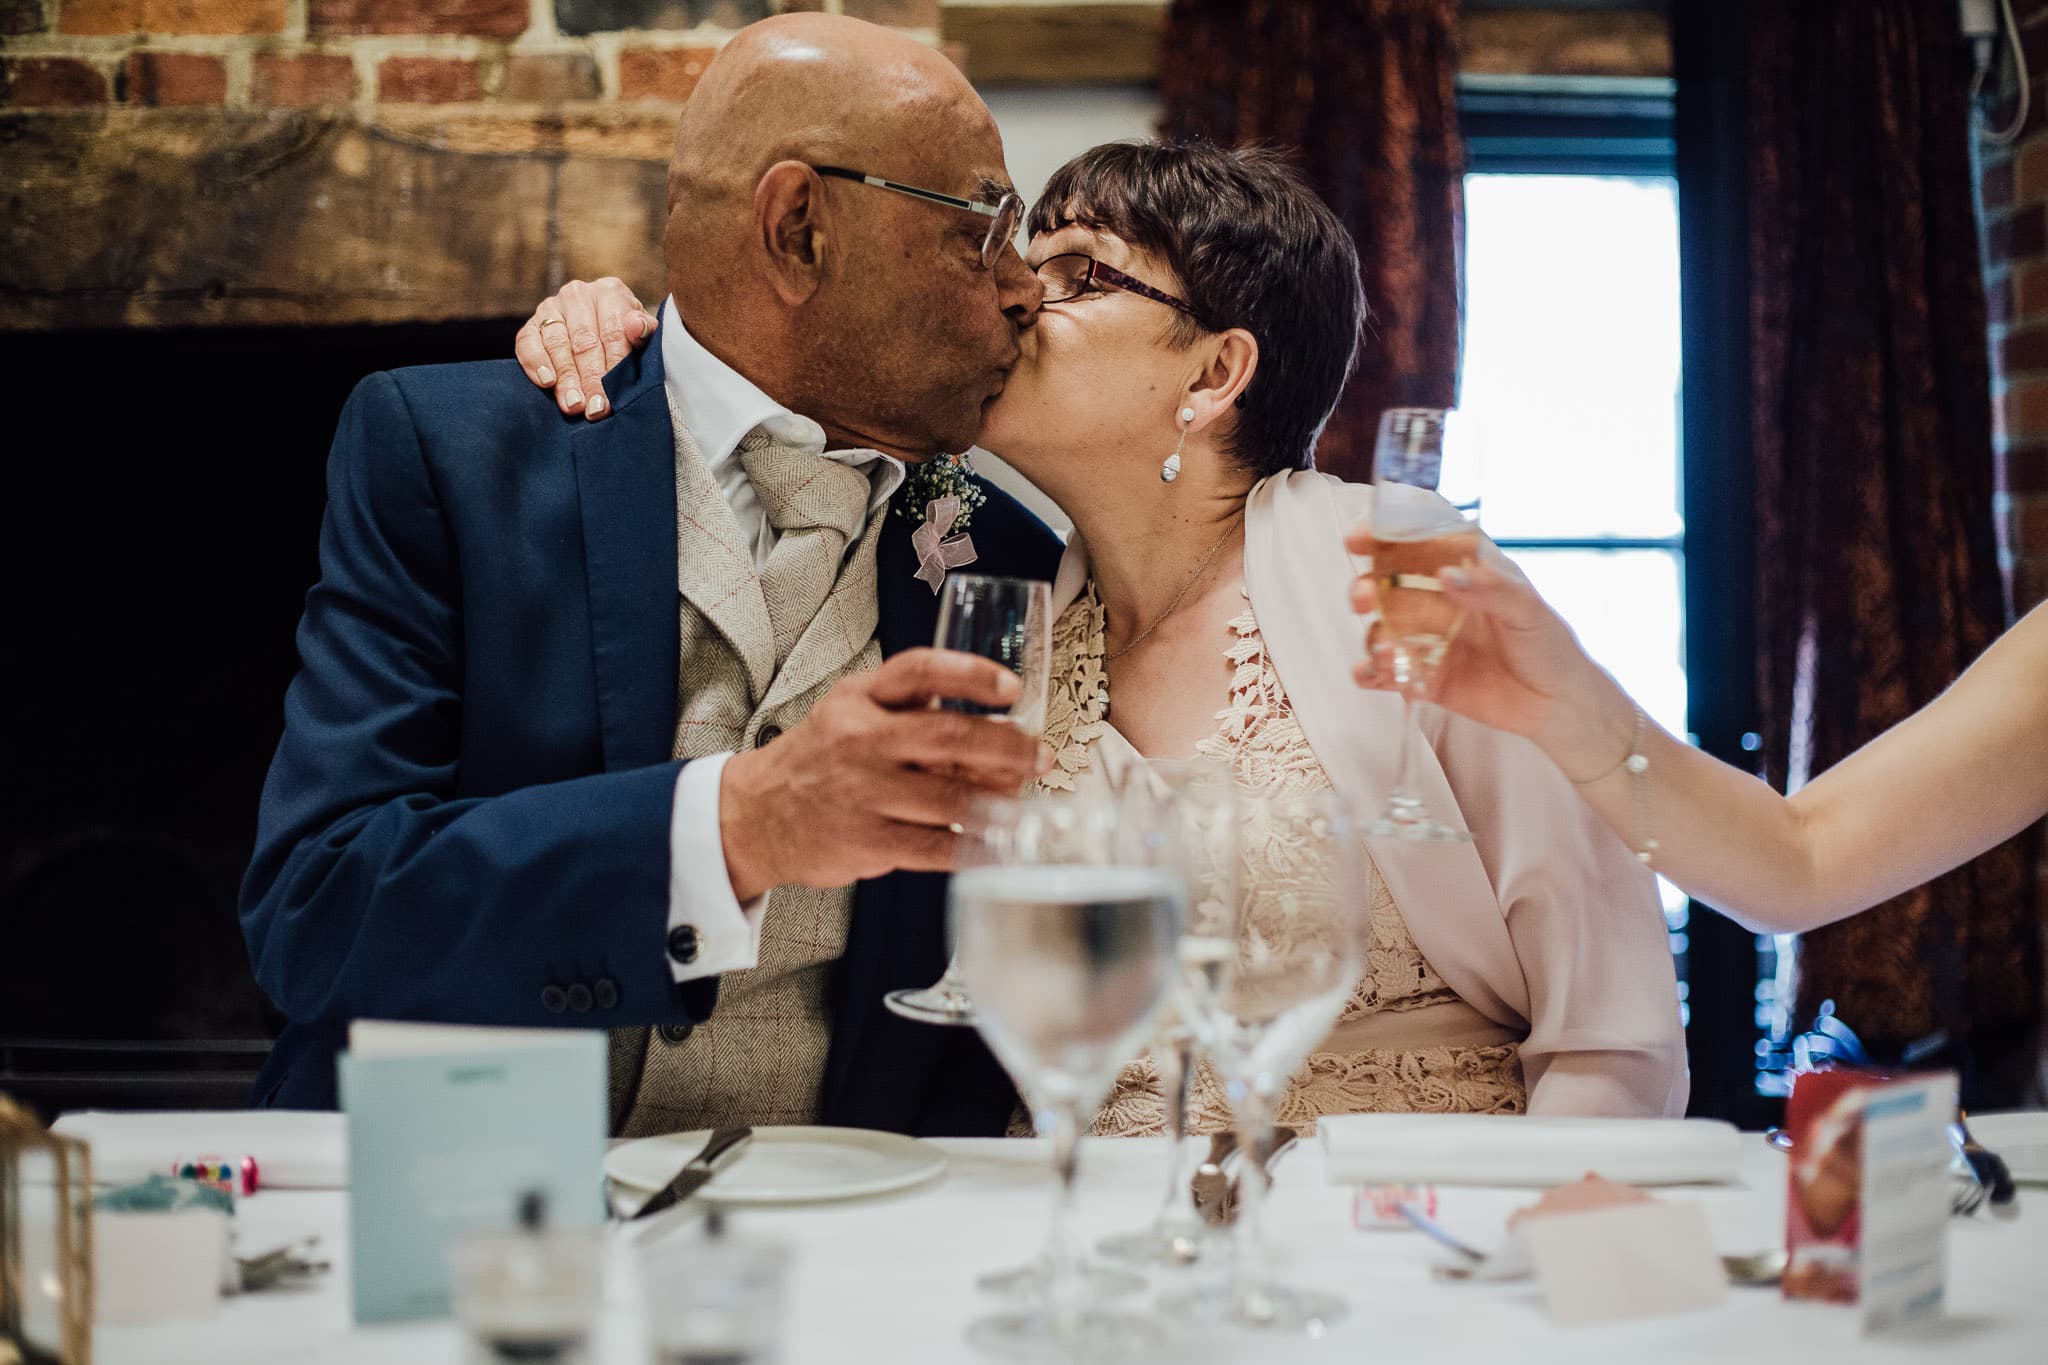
[912, 494, 978, 593]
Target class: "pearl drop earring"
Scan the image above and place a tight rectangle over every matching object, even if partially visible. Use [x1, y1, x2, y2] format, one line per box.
[1162, 406, 1195, 483]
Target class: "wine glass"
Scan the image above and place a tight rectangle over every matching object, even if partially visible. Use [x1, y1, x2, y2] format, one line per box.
[950, 792, 1185, 1358]
[885, 573, 1053, 1027]
[1095, 757, 1238, 1269]
[1160, 788, 1368, 1333]
[1366, 407, 1480, 842]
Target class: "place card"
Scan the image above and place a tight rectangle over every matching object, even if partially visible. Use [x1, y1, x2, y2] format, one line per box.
[1782, 1068, 1955, 1333]
[1522, 1199, 1728, 1326]
[94, 1208, 228, 1323]
[338, 1020, 607, 1324]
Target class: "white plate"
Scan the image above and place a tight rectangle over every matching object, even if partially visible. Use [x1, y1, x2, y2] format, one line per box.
[1962, 1111, 2048, 1185]
[605, 1125, 947, 1206]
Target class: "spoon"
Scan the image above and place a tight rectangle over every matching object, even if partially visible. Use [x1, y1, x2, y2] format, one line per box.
[1401, 1203, 1788, 1286]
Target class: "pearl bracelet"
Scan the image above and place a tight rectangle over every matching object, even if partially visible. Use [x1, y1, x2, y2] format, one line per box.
[1568, 705, 1658, 865]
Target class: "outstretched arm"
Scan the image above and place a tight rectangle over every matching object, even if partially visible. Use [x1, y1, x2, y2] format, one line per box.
[1347, 527, 2048, 934]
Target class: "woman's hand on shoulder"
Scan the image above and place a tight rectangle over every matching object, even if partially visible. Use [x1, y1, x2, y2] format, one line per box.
[513, 277, 660, 421]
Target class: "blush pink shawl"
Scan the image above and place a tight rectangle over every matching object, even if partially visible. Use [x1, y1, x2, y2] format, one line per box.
[1051, 469, 1689, 1117]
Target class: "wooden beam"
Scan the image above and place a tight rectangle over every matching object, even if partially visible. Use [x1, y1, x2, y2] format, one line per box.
[942, 3, 1165, 86]
[940, 2, 1670, 86]
[0, 109, 670, 331]
[1461, 10, 1670, 78]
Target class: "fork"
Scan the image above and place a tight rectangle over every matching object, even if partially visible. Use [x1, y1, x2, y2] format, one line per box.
[1191, 1125, 1300, 1224]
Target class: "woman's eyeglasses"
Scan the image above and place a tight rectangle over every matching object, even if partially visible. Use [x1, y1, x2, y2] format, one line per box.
[811, 164, 1026, 271]
[1033, 253, 1196, 316]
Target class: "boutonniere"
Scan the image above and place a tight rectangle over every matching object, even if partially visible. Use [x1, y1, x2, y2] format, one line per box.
[894, 452, 985, 592]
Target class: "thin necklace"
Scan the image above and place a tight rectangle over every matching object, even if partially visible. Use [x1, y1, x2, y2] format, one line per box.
[1105, 510, 1246, 663]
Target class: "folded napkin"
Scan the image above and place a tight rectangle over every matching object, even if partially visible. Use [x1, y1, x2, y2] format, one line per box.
[1319, 1113, 1743, 1187]
[51, 1110, 348, 1190]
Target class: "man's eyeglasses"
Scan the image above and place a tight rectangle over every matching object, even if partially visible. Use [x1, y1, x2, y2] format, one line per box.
[811, 165, 1025, 271]
[1034, 253, 1196, 316]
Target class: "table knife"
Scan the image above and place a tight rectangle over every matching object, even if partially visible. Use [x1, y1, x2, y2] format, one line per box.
[629, 1126, 753, 1222]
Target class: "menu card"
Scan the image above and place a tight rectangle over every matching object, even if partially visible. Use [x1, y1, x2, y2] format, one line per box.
[1782, 1068, 1956, 1332]
[338, 1020, 607, 1324]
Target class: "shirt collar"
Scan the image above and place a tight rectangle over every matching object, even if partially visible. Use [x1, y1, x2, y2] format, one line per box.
[657, 299, 907, 519]
[658, 297, 831, 470]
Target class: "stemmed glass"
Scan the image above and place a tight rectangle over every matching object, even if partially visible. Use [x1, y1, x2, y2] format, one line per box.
[885, 573, 1053, 1027]
[1160, 788, 1368, 1333]
[1366, 407, 1480, 842]
[1095, 758, 1238, 1269]
[950, 792, 1185, 1358]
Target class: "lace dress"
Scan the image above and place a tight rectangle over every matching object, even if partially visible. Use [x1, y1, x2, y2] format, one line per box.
[1035, 585, 1529, 1137]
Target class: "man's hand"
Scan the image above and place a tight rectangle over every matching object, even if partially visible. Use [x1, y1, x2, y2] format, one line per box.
[513, 277, 660, 421]
[718, 649, 1054, 900]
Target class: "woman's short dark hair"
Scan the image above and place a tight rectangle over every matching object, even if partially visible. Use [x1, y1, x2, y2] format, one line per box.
[1029, 139, 1366, 477]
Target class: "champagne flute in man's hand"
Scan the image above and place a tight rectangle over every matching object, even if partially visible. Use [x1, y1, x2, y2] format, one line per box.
[885, 573, 1054, 1026]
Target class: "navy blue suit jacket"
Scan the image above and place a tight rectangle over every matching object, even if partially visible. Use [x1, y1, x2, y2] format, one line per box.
[240, 339, 1060, 1135]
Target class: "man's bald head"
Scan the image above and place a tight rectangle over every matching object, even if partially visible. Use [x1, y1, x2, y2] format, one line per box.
[656, 14, 1042, 462]
[664, 15, 996, 282]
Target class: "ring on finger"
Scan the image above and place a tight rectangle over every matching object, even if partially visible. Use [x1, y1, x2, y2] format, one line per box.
[539, 316, 568, 334]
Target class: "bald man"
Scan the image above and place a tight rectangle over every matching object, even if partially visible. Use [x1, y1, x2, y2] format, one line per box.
[241, 15, 1060, 1137]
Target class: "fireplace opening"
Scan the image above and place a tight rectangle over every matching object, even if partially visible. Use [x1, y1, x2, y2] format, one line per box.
[1, 317, 528, 1118]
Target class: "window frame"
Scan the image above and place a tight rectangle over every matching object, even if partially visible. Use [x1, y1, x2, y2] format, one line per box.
[1458, 79, 1776, 1127]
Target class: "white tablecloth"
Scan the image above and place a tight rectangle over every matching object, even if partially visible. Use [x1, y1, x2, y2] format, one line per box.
[97, 1132, 2043, 1364]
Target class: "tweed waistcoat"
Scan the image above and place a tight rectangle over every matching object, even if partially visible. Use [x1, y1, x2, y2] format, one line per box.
[615, 410, 885, 1136]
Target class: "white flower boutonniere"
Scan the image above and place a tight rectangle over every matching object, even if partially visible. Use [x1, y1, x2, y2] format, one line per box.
[896, 452, 986, 592]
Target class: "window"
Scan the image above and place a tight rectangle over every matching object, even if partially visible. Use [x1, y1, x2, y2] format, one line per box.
[1453, 87, 1696, 1017]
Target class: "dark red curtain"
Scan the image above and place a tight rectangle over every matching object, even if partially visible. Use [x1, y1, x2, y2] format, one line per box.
[1748, 0, 2040, 1098]
[1158, 0, 1463, 481]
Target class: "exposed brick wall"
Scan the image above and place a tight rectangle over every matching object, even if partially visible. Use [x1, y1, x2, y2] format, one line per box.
[0, 0, 919, 110]
[1977, 0, 2048, 1090]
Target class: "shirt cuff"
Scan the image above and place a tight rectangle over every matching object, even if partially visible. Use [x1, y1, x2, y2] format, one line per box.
[668, 753, 769, 982]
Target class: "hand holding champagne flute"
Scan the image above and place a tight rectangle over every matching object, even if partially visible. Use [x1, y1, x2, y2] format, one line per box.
[886, 573, 1054, 1027]
[1363, 408, 1480, 842]
[1346, 491, 2048, 938]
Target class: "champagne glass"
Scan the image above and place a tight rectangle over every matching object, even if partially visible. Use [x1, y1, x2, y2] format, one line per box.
[1366, 408, 1479, 842]
[1160, 788, 1367, 1333]
[1095, 757, 1238, 1269]
[886, 573, 1053, 1027]
[951, 792, 1185, 1358]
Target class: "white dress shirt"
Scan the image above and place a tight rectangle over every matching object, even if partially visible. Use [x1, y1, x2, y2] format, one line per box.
[660, 297, 906, 983]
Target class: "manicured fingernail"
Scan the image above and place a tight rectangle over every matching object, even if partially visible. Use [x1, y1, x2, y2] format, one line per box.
[1441, 565, 1471, 588]
[564, 389, 583, 409]
[586, 392, 607, 416]
[536, 366, 555, 385]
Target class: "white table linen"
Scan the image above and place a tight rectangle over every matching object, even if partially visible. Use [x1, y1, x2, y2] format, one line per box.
[52, 1110, 347, 1189]
[94, 1131, 2043, 1364]
[1319, 1113, 1744, 1186]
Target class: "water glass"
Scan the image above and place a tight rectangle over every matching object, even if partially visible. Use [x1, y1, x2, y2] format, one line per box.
[640, 1222, 789, 1365]
[951, 792, 1184, 1357]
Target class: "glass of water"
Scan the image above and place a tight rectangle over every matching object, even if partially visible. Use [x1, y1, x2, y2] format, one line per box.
[1160, 787, 1368, 1334]
[1095, 757, 1240, 1270]
[885, 573, 1053, 1028]
[950, 792, 1185, 1357]
[639, 1218, 789, 1365]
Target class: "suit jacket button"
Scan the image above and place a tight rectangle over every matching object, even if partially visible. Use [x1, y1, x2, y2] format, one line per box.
[754, 725, 782, 748]
[540, 984, 569, 1014]
[667, 924, 700, 965]
[593, 977, 619, 1010]
[660, 1023, 694, 1045]
[565, 982, 594, 1013]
